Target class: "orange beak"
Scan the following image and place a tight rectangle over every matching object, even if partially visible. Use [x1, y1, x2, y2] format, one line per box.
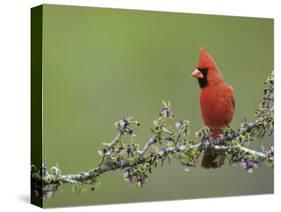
[191, 69, 203, 79]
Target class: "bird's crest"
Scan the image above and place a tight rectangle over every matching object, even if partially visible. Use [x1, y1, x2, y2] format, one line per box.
[198, 47, 218, 71]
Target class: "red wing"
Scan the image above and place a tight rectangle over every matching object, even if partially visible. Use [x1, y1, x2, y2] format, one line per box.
[225, 85, 235, 110]
[231, 95, 235, 110]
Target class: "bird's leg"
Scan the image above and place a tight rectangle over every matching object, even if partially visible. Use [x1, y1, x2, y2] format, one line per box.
[210, 128, 222, 139]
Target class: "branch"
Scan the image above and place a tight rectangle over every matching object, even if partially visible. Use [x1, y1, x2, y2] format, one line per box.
[139, 135, 158, 156]
[31, 72, 274, 199]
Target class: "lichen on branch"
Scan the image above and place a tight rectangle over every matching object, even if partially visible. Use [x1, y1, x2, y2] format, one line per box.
[31, 71, 274, 199]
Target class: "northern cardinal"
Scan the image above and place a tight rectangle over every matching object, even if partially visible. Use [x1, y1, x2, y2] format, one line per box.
[192, 48, 235, 168]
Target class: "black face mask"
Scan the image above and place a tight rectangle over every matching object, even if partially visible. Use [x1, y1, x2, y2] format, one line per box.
[197, 68, 208, 88]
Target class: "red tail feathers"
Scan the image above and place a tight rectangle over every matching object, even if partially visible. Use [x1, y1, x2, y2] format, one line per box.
[201, 128, 224, 169]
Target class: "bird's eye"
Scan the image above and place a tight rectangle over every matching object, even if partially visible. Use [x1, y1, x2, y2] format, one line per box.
[197, 68, 208, 75]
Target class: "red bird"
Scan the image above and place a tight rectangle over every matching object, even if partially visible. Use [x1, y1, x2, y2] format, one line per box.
[192, 48, 235, 168]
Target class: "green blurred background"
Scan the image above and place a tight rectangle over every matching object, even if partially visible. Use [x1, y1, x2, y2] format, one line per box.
[41, 4, 274, 207]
